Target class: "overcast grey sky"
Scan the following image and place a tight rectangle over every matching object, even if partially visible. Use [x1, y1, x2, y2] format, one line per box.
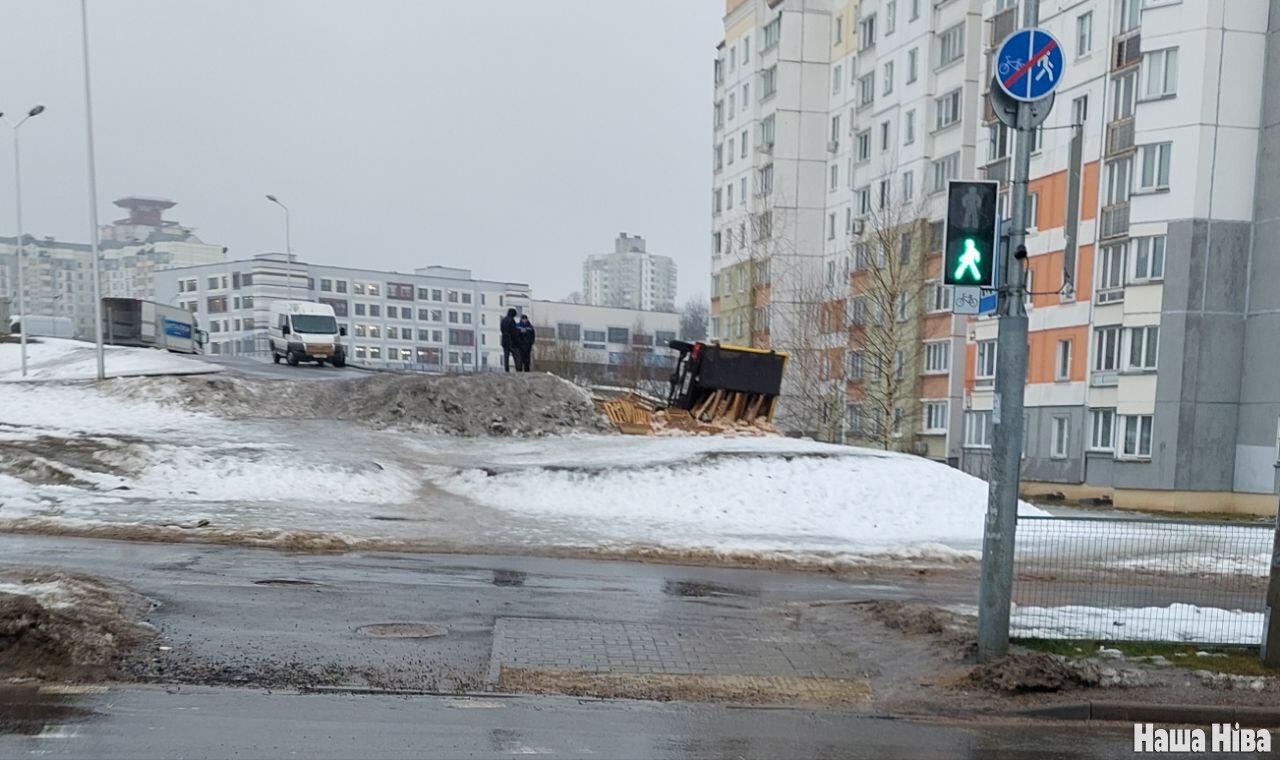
[0, 1, 722, 302]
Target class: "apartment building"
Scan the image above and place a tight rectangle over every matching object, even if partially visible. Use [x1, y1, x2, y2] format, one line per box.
[581, 233, 678, 312]
[959, 0, 1280, 513]
[154, 254, 530, 371]
[0, 197, 226, 337]
[524, 299, 681, 380]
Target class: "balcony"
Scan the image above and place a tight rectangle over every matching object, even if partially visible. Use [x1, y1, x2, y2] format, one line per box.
[1090, 370, 1119, 387]
[1105, 117, 1135, 156]
[989, 7, 1017, 47]
[1113, 31, 1141, 71]
[1100, 202, 1130, 239]
[982, 156, 1011, 184]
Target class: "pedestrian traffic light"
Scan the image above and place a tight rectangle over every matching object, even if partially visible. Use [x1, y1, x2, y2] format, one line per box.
[943, 180, 999, 288]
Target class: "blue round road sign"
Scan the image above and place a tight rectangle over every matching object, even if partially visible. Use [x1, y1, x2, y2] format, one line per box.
[995, 28, 1065, 102]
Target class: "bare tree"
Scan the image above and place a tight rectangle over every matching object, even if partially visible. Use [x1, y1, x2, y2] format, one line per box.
[562, 291, 585, 304]
[678, 297, 709, 341]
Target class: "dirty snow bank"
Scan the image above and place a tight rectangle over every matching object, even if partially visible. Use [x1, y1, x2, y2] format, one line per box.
[0, 337, 221, 382]
[0, 570, 154, 678]
[432, 442, 1045, 561]
[106, 371, 608, 436]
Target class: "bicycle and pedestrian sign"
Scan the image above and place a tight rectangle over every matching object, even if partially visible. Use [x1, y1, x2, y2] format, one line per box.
[995, 28, 1065, 102]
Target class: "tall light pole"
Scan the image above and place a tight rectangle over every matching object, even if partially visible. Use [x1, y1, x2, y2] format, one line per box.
[265, 195, 294, 296]
[80, 0, 105, 380]
[2, 105, 46, 377]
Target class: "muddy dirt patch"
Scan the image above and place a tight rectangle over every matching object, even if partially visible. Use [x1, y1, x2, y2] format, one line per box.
[498, 667, 871, 705]
[967, 652, 1103, 693]
[0, 571, 154, 680]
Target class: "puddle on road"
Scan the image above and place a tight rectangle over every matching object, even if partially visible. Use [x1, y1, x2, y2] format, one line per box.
[492, 570, 526, 587]
[356, 623, 447, 639]
[663, 580, 757, 598]
[0, 687, 95, 736]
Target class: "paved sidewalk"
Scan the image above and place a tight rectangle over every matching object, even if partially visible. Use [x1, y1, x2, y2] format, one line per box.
[490, 617, 863, 680]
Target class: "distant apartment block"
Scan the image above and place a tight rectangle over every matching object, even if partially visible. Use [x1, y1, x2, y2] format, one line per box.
[582, 233, 678, 312]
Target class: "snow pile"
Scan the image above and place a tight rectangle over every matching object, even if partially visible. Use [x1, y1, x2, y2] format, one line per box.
[433, 443, 1045, 561]
[0, 337, 222, 382]
[1011, 604, 1264, 646]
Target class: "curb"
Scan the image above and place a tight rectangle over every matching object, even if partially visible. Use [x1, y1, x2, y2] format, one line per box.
[1016, 702, 1280, 727]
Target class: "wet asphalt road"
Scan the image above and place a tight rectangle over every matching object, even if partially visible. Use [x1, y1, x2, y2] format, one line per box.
[0, 684, 1142, 760]
[191, 353, 371, 381]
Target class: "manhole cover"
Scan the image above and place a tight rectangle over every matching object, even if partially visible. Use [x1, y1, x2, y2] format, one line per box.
[254, 579, 321, 587]
[357, 623, 447, 638]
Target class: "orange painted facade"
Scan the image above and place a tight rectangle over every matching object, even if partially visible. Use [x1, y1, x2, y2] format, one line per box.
[1026, 326, 1089, 384]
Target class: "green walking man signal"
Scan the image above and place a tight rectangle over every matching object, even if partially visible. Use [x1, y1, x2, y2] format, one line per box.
[943, 180, 999, 288]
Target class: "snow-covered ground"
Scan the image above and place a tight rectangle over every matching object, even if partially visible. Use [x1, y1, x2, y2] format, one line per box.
[0, 337, 221, 382]
[1011, 604, 1264, 646]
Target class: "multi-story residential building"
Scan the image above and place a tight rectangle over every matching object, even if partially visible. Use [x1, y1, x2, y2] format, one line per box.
[710, 0, 1280, 510]
[0, 197, 225, 337]
[524, 299, 681, 381]
[958, 0, 1280, 514]
[153, 254, 530, 371]
[581, 233, 678, 312]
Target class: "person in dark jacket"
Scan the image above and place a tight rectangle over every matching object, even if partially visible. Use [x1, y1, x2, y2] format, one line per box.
[515, 314, 535, 372]
[499, 308, 519, 372]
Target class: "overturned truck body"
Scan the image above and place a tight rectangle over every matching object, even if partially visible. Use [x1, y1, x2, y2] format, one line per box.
[666, 341, 787, 426]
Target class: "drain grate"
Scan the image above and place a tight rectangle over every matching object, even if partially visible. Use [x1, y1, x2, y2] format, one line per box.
[357, 623, 447, 639]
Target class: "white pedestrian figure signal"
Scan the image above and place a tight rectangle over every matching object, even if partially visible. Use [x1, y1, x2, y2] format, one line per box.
[961, 186, 983, 228]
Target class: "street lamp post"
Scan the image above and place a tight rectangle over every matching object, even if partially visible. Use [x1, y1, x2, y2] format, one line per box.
[265, 195, 294, 296]
[80, 0, 105, 381]
[2, 105, 45, 378]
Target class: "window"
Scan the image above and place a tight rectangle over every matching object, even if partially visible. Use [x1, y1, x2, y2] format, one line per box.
[727, 183, 734, 209]
[923, 401, 947, 433]
[924, 341, 950, 373]
[369, 304, 381, 317]
[1072, 94, 1089, 126]
[882, 1, 896, 33]
[742, 36, 750, 63]
[902, 170, 914, 201]
[938, 23, 964, 66]
[834, 15, 843, 44]
[1089, 409, 1116, 451]
[882, 61, 894, 95]
[859, 14, 876, 50]
[319, 298, 349, 317]
[931, 153, 959, 193]
[1137, 142, 1172, 191]
[369, 325, 382, 339]
[904, 109, 916, 144]
[828, 213, 837, 240]
[1055, 339, 1072, 380]
[976, 340, 997, 378]
[1132, 235, 1166, 281]
[386, 326, 399, 341]
[461, 312, 472, 325]
[1119, 0, 1141, 33]
[830, 164, 839, 192]
[929, 281, 953, 312]
[354, 302, 367, 317]
[856, 186, 871, 215]
[730, 47, 736, 71]
[906, 48, 918, 83]
[319, 278, 332, 292]
[934, 89, 961, 130]
[760, 114, 775, 146]
[879, 179, 891, 210]
[607, 327, 629, 344]
[207, 296, 227, 313]
[461, 292, 472, 305]
[727, 138, 735, 166]
[449, 329, 476, 347]
[758, 163, 774, 195]
[1126, 326, 1159, 370]
[763, 16, 781, 50]
[1028, 125, 1043, 153]
[432, 289, 443, 302]
[1094, 326, 1122, 371]
[965, 411, 992, 448]
[1112, 71, 1137, 120]
[833, 65, 843, 94]
[1076, 12, 1093, 57]
[988, 123, 1011, 162]
[761, 66, 778, 98]
[855, 130, 871, 162]
[1051, 417, 1071, 459]
[831, 115, 841, 142]
[1098, 243, 1126, 290]
[447, 311, 459, 324]
[1141, 48, 1178, 98]
[1120, 415, 1154, 458]
[910, 0, 921, 20]
[431, 309, 443, 321]
[1027, 192, 1040, 230]
[859, 73, 875, 105]
[714, 100, 724, 129]
[387, 282, 414, 301]
[367, 284, 380, 297]
[1105, 157, 1131, 205]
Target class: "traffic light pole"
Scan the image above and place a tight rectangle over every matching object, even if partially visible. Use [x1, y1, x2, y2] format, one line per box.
[977, 0, 1039, 663]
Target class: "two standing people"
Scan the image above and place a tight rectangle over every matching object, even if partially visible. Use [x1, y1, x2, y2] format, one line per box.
[499, 307, 535, 372]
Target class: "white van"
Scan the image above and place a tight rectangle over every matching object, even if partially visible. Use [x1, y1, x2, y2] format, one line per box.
[268, 300, 347, 367]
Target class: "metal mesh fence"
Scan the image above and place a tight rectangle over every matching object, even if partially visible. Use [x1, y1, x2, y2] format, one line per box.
[1013, 515, 1274, 646]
